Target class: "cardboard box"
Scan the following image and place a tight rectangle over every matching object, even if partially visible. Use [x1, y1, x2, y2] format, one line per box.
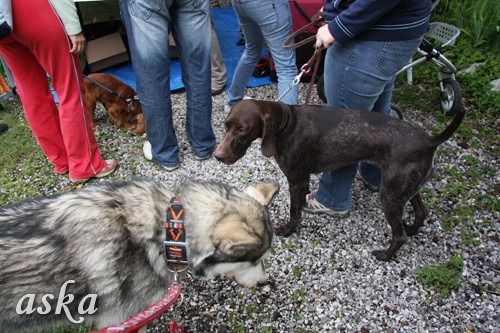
[85, 32, 129, 72]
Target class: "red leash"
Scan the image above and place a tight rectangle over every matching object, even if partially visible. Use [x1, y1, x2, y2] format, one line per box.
[90, 282, 185, 333]
[92, 197, 189, 333]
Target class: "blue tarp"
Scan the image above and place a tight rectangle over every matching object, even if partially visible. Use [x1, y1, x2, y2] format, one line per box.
[102, 7, 272, 92]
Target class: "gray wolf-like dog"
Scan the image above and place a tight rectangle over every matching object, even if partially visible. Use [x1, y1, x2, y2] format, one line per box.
[0, 180, 279, 332]
[214, 99, 465, 261]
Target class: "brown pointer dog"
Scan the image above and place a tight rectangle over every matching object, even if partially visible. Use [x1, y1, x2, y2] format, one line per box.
[214, 100, 465, 261]
[84, 73, 146, 135]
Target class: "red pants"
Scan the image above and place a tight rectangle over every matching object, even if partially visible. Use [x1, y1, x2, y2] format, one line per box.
[0, 0, 107, 179]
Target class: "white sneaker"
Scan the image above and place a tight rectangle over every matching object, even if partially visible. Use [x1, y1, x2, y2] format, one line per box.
[302, 193, 349, 217]
[143, 141, 153, 160]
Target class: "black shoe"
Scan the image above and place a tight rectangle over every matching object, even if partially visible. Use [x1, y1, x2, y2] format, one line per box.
[252, 57, 270, 78]
[236, 38, 245, 46]
[0, 124, 8, 134]
[211, 87, 224, 96]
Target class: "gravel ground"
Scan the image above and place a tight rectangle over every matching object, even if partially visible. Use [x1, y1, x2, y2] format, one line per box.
[5, 80, 496, 332]
[0, 3, 496, 333]
[139, 86, 497, 333]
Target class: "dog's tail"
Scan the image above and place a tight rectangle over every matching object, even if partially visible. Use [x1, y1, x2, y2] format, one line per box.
[427, 109, 466, 148]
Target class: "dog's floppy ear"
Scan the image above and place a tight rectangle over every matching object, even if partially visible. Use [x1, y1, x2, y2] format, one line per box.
[244, 182, 279, 206]
[260, 113, 277, 157]
[213, 223, 263, 256]
[223, 241, 263, 257]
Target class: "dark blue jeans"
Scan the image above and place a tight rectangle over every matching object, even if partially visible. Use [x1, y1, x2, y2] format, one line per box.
[227, 0, 298, 105]
[120, 0, 216, 167]
[316, 38, 421, 211]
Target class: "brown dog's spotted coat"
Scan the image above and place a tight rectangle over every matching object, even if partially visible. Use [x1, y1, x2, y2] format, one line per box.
[214, 100, 465, 261]
[84, 73, 146, 135]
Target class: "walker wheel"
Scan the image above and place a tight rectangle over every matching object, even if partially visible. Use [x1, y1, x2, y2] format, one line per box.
[440, 78, 462, 116]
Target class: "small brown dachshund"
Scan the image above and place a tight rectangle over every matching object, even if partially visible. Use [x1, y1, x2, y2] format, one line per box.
[84, 73, 146, 136]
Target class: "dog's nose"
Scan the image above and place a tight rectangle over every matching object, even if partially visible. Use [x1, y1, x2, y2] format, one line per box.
[213, 148, 224, 161]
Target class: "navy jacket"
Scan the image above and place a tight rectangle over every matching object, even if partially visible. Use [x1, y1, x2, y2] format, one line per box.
[324, 0, 432, 44]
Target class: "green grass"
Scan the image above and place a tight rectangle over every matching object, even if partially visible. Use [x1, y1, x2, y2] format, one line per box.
[434, 0, 500, 51]
[291, 266, 303, 278]
[0, 108, 44, 173]
[460, 228, 480, 247]
[0, 102, 66, 205]
[391, 35, 497, 297]
[415, 255, 464, 297]
[292, 289, 307, 302]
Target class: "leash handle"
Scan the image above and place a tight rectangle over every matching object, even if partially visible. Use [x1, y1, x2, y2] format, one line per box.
[278, 11, 326, 105]
[304, 48, 322, 105]
[283, 11, 324, 50]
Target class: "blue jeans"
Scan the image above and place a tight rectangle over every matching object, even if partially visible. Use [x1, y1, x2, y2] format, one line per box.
[316, 38, 421, 211]
[227, 0, 298, 105]
[119, 0, 216, 167]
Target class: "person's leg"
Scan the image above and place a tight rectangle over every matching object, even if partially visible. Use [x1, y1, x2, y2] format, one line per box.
[210, 14, 227, 95]
[314, 42, 363, 211]
[358, 78, 395, 188]
[258, 0, 297, 104]
[236, 23, 245, 45]
[120, 0, 179, 168]
[1, 0, 108, 178]
[40, 9, 108, 179]
[0, 38, 69, 173]
[350, 40, 420, 188]
[314, 164, 358, 212]
[173, 0, 216, 158]
[316, 39, 421, 210]
[226, 0, 265, 106]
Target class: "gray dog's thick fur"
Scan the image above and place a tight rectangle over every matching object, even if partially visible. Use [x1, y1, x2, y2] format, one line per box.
[0, 180, 279, 332]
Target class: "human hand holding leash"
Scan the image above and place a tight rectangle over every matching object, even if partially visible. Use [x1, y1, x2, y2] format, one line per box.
[315, 25, 335, 49]
[69, 33, 86, 55]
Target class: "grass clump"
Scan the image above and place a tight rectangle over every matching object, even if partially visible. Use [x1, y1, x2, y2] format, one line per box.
[415, 255, 464, 297]
[434, 0, 500, 51]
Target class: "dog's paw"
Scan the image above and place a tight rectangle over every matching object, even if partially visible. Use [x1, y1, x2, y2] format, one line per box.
[404, 224, 420, 236]
[372, 249, 393, 262]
